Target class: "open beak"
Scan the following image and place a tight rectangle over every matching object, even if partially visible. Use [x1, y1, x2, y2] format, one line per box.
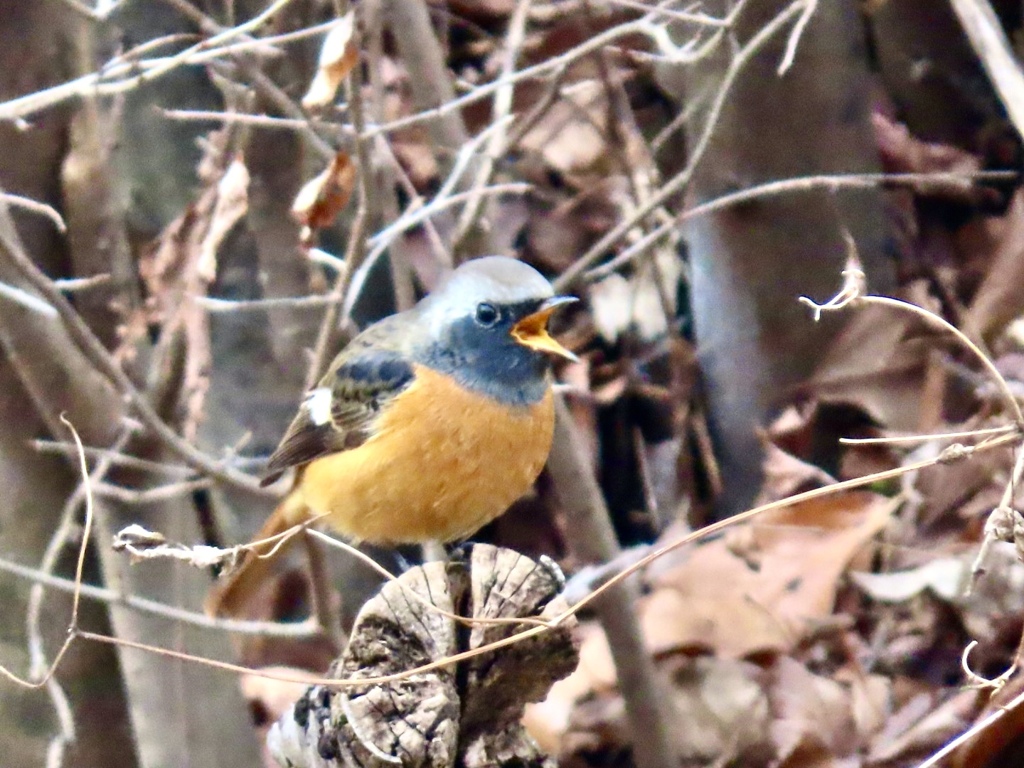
[510, 296, 579, 362]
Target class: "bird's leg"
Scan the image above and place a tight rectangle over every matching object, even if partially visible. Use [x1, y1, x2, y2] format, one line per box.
[390, 545, 421, 573]
[444, 540, 475, 566]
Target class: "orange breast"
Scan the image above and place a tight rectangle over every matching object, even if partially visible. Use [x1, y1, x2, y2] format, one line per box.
[297, 365, 555, 544]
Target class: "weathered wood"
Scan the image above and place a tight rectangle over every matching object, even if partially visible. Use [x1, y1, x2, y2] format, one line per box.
[269, 545, 579, 768]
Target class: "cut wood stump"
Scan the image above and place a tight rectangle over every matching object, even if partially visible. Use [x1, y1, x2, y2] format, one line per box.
[268, 544, 579, 768]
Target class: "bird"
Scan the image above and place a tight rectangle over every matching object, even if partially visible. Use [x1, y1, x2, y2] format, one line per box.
[207, 256, 577, 617]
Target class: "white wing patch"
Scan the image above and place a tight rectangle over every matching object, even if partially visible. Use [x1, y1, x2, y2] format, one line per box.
[305, 387, 334, 426]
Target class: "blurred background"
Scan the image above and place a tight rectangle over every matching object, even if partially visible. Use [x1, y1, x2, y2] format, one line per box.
[1, 1, 1024, 766]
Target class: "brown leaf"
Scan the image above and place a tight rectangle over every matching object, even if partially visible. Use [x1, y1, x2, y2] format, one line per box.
[807, 298, 930, 432]
[850, 557, 969, 603]
[647, 493, 892, 657]
[302, 12, 358, 110]
[868, 689, 978, 764]
[522, 646, 595, 754]
[290, 151, 356, 240]
[768, 657, 859, 762]
[666, 656, 771, 764]
[241, 667, 319, 768]
[965, 190, 1024, 342]
[743, 493, 894, 624]
[758, 436, 837, 504]
[873, 112, 984, 204]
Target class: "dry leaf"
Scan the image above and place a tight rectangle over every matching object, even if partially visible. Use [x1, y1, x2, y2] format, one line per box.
[589, 249, 680, 343]
[641, 567, 790, 658]
[768, 657, 859, 762]
[966, 190, 1024, 342]
[241, 667, 319, 768]
[522, 639, 596, 754]
[647, 493, 892, 657]
[851, 557, 969, 603]
[291, 151, 356, 242]
[302, 12, 358, 110]
[758, 437, 837, 504]
[667, 656, 771, 763]
[868, 689, 978, 764]
[873, 112, 984, 203]
[743, 493, 894, 623]
[807, 299, 930, 432]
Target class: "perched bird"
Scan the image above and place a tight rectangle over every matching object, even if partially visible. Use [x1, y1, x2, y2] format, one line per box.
[208, 256, 577, 617]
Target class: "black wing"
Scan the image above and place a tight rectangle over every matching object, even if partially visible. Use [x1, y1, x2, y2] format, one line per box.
[260, 348, 415, 486]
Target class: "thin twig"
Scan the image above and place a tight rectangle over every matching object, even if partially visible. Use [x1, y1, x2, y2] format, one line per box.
[451, 0, 533, 250]
[53, 274, 112, 292]
[25, 418, 108, 766]
[162, 108, 342, 133]
[840, 424, 1018, 446]
[0, 0, 302, 122]
[359, 13, 663, 140]
[554, 0, 813, 290]
[0, 195, 271, 494]
[0, 280, 58, 317]
[93, 478, 213, 504]
[0, 555, 320, 637]
[0, 193, 67, 232]
[915, 659, 1024, 768]
[31, 440, 200, 476]
[56, 430, 1020, 693]
[777, 0, 817, 75]
[196, 294, 339, 313]
[949, 0, 1024, 141]
[303, 13, 373, 389]
[584, 170, 1018, 283]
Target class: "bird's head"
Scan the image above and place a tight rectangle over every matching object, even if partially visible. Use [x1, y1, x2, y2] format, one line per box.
[416, 256, 577, 404]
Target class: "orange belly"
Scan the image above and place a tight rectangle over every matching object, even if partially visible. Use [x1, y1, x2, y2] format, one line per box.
[296, 365, 555, 544]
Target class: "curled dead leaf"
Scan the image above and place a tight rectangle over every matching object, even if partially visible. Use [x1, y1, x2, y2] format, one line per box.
[302, 12, 358, 110]
[291, 151, 356, 243]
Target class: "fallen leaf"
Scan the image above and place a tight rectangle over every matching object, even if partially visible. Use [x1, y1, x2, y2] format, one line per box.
[868, 689, 978, 764]
[768, 657, 859, 762]
[807, 300, 930, 432]
[965, 190, 1024, 343]
[241, 666, 320, 768]
[665, 656, 771, 763]
[291, 151, 356, 242]
[302, 12, 358, 110]
[588, 249, 681, 343]
[522, 631, 597, 754]
[647, 493, 893, 657]
[642, 562, 790, 658]
[240, 666, 317, 725]
[757, 437, 837, 504]
[574, 623, 620, 692]
[836, 668, 891, 744]
[850, 557, 969, 603]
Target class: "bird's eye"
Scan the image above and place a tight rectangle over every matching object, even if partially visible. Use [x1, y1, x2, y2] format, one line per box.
[474, 302, 499, 327]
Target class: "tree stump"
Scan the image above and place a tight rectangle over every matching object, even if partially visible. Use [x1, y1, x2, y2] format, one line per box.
[268, 544, 579, 768]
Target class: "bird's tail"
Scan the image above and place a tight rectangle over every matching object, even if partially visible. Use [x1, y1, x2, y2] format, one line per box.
[204, 491, 309, 618]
